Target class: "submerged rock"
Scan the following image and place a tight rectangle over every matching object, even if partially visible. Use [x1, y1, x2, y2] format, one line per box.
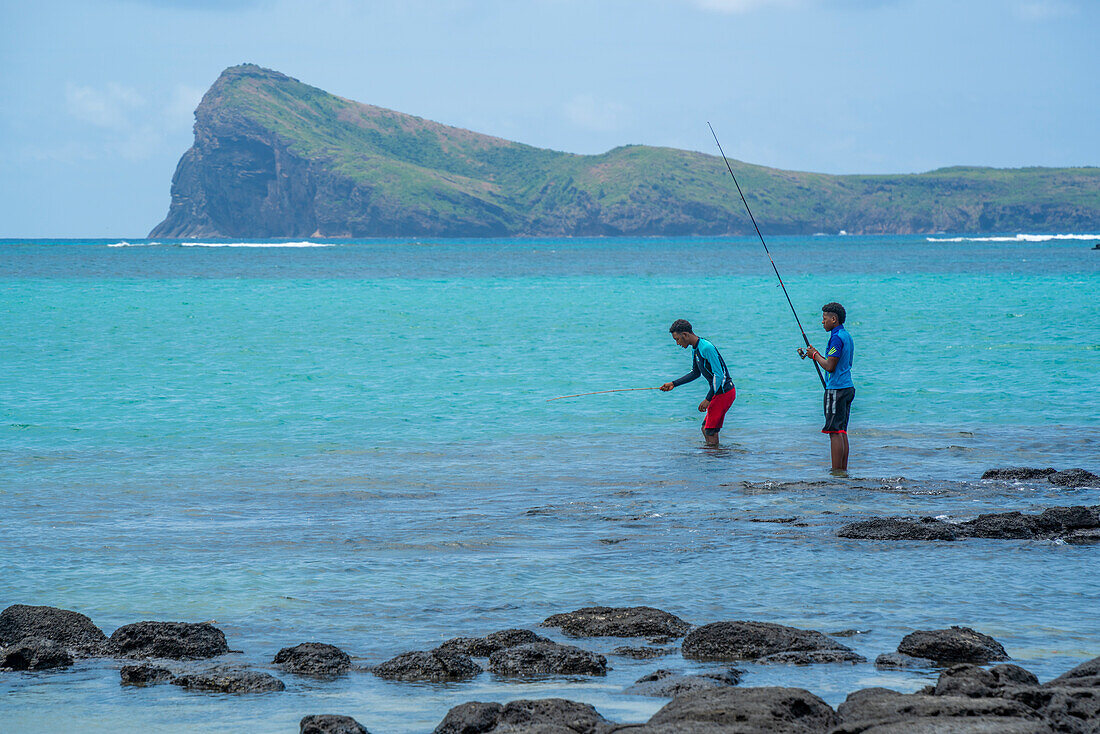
[982, 467, 1058, 481]
[897, 626, 1009, 664]
[838, 517, 959, 541]
[1049, 468, 1100, 487]
[681, 620, 859, 663]
[610, 645, 677, 659]
[300, 714, 370, 734]
[757, 648, 866, 664]
[625, 668, 742, 697]
[874, 652, 938, 670]
[541, 606, 691, 639]
[108, 621, 230, 659]
[435, 629, 552, 657]
[119, 664, 174, 686]
[0, 604, 107, 657]
[373, 650, 482, 682]
[0, 636, 74, 670]
[172, 667, 285, 693]
[487, 641, 607, 677]
[273, 642, 351, 677]
[433, 698, 610, 734]
[641, 686, 838, 733]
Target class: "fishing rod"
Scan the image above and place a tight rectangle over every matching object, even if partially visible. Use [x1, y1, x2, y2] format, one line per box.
[708, 122, 826, 389]
[546, 387, 661, 402]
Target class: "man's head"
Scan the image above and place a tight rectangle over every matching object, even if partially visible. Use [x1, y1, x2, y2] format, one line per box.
[669, 319, 696, 348]
[821, 302, 846, 330]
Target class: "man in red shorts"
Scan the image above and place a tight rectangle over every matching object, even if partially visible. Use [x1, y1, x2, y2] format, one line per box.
[660, 319, 736, 446]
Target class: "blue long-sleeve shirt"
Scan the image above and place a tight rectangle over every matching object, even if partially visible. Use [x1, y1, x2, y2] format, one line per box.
[671, 338, 734, 400]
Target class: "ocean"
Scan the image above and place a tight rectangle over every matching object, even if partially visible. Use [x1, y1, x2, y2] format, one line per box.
[1, 234, 1098, 732]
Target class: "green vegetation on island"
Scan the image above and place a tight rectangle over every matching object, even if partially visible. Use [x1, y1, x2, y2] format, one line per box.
[151, 65, 1100, 238]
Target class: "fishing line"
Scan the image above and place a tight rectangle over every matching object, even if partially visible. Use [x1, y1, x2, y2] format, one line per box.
[708, 122, 827, 389]
[546, 387, 662, 402]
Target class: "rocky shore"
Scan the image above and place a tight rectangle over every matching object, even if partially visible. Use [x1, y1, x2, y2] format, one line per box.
[3, 603, 1098, 732]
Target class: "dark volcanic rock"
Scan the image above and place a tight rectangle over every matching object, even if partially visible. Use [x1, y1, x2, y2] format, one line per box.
[1045, 654, 1100, 688]
[487, 642, 607, 677]
[108, 621, 230, 659]
[0, 604, 107, 656]
[273, 642, 351, 677]
[300, 714, 370, 734]
[897, 626, 1009, 664]
[681, 620, 858, 662]
[625, 668, 742, 697]
[982, 467, 1058, 481]
[435, 629, 552, 657]
[757, 648, 866, 664]
[0, 636, 74, 670]
[1049, 468, 1100, 487]
[641, 686, 838, 733]
[838, 517, 959, 541]
[611, 645, 677, 659]
[172, 667, 285, 693]
[933, 663, 1040, 698]
[373, 650, 482, 682]
[434, 698, 611, 734]
[833, 688, 1044, 733]
[120, 664, 174, 686]
[875, 652, 938, 670]
[963, 511, 1042, 539]
[541, 606, 691, 639]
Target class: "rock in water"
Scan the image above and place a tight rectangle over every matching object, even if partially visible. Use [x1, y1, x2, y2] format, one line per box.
[643, 687, 839, 733]
[541, 606, 691, 638]
[0, 604, 107, 657]
[0, 636, 74, 670]
[1048, 468, 1100, 487]
[372, 650, 482, 682]
[300, 714, 370, 734]
[611, 645, 678, 659]
[433, 699, 610, 734]
[119, 664, 174, 686]
[108, 621, 230, 659]
[838, 517, 959, 541]
[834, 688, 1044, 733]
[434, 628, 552, 657]
[273, 642, 351, 677]
[874, 652, 938, 670]
[896, 626, 1009, 664]
[681, 620, 861, 663]
[172, 668, 285, 693]
[981, 467, 1058, 480]
[625, 668, 743, 697]
[487, 642, 607, 677]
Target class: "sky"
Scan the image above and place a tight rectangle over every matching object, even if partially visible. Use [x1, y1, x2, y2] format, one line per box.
[0, 0, 1097, 237]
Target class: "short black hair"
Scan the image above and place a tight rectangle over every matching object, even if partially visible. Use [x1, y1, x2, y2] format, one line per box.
[822, 302, 846, 324]
[669, 319, 693, 334]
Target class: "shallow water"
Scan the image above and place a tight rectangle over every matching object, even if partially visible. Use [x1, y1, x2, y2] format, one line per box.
[1, 235, 1098, 732]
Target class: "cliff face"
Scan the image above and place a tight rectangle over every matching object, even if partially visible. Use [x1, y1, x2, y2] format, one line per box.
[151, 65, 1100, 238]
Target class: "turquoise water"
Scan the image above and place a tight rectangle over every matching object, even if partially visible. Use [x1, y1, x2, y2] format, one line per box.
[1, 236, 1098, 732]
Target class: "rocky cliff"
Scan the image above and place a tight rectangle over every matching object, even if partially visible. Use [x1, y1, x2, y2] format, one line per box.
[151, 65, 1100, 238]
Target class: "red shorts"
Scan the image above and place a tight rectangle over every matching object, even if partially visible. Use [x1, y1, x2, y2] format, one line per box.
[703, 387, 736, 434]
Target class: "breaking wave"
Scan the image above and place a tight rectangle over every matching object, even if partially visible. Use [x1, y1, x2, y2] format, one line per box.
[926, 234, 1100, 243]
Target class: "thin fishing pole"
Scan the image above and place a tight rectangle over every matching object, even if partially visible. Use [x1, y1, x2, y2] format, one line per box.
[547, 387, 661, 402]
[708, 122, 826, 389]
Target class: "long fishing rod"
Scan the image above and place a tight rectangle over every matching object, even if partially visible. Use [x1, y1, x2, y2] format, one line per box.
[546, 387, 662, 402]
[708, 122, 826, 389]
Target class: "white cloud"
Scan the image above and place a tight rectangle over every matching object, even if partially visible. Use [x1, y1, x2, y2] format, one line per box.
[65, 83, 146, 130]
[563, 94, 628, 133]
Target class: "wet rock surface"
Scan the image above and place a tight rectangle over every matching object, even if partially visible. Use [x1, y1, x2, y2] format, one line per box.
[610, 645, 677, 659]
[874, 652, 938, 670]
[833, 687, 1045, 733]
[897, 626, 1009, 664]
[624, 667, 742, 697]
[982, 466, 1099, 487]
[982, 467, 1058, 481]
[640, 686, 839, 733]
[542, 606, 691, 639]
[108, 621, 230, 660]
[0, 636, 74, 670]
[434, 698, 611, 734]
[838, 505, 1100, 543]
[172, 667, 285, 693]
[435, 629, 553, 657]
[1049, 468, 1100, 487]
[274, 642, 351, 677]
[373, 650, 483, 682]
[487, 641, 607, 677]
[300, 714, 370, 734]
[681, 620, 860, 663]
[0, 604, 107, 657]
[119, 664, 174, 686]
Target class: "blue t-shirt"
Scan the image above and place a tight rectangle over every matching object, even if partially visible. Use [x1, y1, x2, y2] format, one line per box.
[671, 338, 734, 399]
[824, 325, 854, 390]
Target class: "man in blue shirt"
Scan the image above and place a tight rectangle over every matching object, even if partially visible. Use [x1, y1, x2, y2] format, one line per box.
[660, 319, 736, 446]
[799, 302, 854, 472]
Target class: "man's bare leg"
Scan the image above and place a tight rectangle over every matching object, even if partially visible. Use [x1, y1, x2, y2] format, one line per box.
[702, 425, 719, 446]
[830, 432, 849, 471]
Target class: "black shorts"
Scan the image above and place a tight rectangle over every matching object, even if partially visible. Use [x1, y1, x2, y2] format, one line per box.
[822, 387, 855, 434]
